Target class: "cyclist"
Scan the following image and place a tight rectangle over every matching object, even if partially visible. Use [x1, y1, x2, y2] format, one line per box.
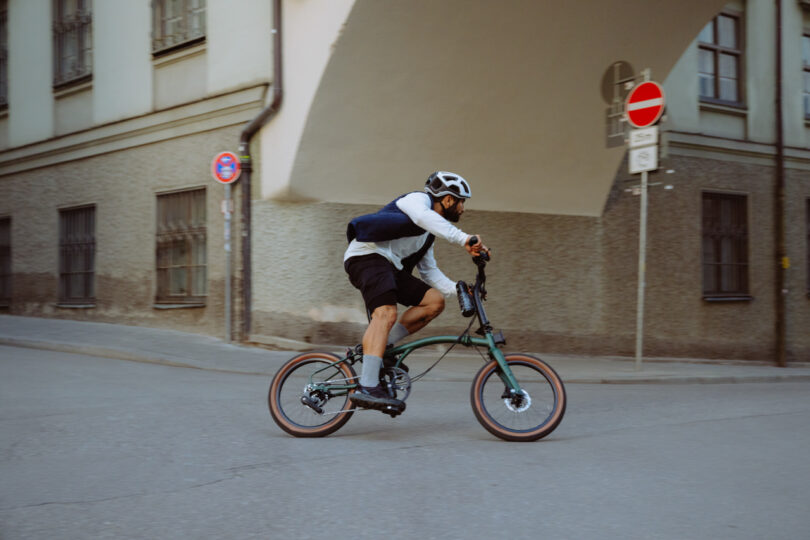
[344, 171, 487, 411]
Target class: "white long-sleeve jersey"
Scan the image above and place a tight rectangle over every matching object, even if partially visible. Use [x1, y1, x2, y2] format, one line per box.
[343, 192, 469, 296]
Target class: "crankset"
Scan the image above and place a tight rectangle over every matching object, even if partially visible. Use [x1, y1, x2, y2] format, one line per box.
[381, 366, 411, 402]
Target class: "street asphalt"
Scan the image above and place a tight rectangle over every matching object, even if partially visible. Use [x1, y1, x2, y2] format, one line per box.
[1, 315, 809, 384]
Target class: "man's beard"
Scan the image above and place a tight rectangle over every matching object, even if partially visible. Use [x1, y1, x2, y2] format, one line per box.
[444, 202, 462, 222]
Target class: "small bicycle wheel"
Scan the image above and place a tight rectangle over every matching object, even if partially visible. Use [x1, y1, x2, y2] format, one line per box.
[470, 354, 566, 442]
[268, 352, 357, 437]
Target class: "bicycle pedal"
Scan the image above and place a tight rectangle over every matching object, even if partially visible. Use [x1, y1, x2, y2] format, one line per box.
[382, 401, 406, 417]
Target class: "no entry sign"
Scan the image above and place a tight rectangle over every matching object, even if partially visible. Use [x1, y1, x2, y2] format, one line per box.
[625, 81, 665, 129]
[211, 151, 242, 185]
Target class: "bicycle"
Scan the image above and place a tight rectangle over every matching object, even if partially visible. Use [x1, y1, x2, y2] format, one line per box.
[267, 245, 567, 442]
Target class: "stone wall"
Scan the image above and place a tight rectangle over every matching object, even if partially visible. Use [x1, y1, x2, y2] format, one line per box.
[0, 126, 243, 339]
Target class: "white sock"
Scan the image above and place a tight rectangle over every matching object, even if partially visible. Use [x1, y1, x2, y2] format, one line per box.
[387, 323, 410, 346]
[360, 355, 383, 387]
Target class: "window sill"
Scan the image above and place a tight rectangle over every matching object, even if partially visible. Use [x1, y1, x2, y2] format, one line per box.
[699, 100, 748, 116]
[153, 303, 206, 310]
[152, 39, 206, 67]
[702, 295, 753, 302]
[53, 75, 93, 97]
[56, 303, 96, 309]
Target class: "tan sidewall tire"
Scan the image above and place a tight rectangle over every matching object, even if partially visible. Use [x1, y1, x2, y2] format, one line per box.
[470, 353, 566, 442]
[268, 352, 356, 438]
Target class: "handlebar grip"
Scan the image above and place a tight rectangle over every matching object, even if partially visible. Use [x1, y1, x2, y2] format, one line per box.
[468, 235, 478, 247]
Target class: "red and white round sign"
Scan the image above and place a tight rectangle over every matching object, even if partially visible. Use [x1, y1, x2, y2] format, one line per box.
[211, 151, 242, 185]
[625, 81, 665, 129]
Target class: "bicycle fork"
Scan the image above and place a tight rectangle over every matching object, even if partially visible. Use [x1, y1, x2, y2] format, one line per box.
[485, 336, 522, 397]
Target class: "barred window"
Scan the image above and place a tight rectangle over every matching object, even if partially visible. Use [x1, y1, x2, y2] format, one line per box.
[0, 217, 10, 307]
[156, 189, 207, 304]
[0, 0, 8, 108]
[702, 193, 749, 298]
[802, 33, 810, 119]
[805, 199, 810, 295]
[152, 0, 206, 55]
[52, 0, 93, 87]
[698, 13, 743, 106]
[59, 205, 96, 304]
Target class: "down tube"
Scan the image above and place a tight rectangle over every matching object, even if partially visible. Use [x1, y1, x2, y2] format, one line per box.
[390, 335, 522, 392]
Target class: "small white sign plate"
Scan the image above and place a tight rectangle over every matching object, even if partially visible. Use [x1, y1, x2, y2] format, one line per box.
[628, 126, 658, 149]
[629, 145, 658, 174]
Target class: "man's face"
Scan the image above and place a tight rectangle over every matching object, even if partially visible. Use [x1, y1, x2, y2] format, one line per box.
[442, 195, 465, 222]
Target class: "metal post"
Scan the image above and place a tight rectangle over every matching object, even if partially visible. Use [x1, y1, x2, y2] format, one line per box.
[634, 68, 651, 372]
[635, 169, 648, 371]
[224, 184, 232, 343]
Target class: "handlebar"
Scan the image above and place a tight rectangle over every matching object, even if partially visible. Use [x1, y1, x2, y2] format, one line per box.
[467, 235, 490, 265]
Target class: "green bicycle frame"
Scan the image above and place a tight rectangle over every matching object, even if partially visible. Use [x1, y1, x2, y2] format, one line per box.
[308, 255, 523, 395]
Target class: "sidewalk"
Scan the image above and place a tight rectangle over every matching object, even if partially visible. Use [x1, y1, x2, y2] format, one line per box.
[2, 315, 810, 384]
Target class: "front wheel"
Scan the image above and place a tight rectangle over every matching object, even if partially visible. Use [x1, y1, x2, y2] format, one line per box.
[470, 354, 566, 442]
[268, 352, 357, 437]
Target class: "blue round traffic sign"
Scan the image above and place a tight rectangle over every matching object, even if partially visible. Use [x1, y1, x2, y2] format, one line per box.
[211, 152, 242, 184]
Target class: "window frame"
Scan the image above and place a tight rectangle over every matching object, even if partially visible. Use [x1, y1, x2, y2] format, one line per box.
[0, 216, 10, 308]
[806, 198, 810, 297]
[0, 0, 8, 110]
[803, 32, 810, 120]
[58, 204, 96, 306]
[698, 11, 746, 109]
[52, 0, 93, 89]
[701, 191, 751, 301]
[151, 0, 207, 57]
[155, 187, 207, 306]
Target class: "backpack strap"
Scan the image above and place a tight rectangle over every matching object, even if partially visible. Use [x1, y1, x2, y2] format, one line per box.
[400, 234, 435, 274]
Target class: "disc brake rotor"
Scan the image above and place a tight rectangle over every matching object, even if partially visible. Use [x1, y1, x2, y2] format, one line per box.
[504, 389, 531, 413]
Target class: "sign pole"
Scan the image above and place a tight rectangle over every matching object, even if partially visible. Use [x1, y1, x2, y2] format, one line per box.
[623, 69, 664, 372]
[635, 169, 648, 371]
[224, 185, 233, 343]
[211, 151, 241, 343]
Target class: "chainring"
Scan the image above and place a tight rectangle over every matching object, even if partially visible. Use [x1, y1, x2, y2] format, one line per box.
[381, 367, 411, 401]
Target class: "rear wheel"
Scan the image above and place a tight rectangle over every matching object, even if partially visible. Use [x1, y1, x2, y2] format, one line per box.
[470, 354, 566, 442]
[268, 352, 357, 437]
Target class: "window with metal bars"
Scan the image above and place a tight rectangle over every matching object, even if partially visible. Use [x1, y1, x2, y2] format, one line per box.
[698, 12, 743, 107]
[156, 188, 207, 304]
[152, 0, 206, 55]
[0, 217, 10, 307]
[702, 192, 749, 299]
[0, 0, 8, 109]
[59, 206, 96, 304]
[802, 32, 810, 120]
[52, 0, 93, 88]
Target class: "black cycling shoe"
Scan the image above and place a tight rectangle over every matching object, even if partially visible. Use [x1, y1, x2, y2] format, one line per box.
[350, 384, 406, 412]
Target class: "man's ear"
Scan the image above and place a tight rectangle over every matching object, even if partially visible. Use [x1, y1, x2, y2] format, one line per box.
[441, 195, 454, 209]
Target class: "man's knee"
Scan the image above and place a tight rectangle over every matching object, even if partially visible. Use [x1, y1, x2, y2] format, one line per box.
[371, 304, 398, 328]
[424, 289, 445, 316]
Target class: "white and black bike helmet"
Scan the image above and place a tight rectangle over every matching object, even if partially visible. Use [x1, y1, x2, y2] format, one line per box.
[424, 171, 472, 200]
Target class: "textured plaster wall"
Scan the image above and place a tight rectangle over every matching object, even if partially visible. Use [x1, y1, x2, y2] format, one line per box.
[252, 155, 810, 361]
[0, 127, 243, 339]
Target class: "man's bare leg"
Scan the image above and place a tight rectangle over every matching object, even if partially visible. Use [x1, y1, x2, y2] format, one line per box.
[398, 288, 445, 336]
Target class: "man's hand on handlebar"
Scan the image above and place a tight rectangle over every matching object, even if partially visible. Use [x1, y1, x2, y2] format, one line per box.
[465, 235, 491, 258]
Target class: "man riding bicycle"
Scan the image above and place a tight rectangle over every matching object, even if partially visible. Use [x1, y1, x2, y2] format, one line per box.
[344, 171, 487, 411]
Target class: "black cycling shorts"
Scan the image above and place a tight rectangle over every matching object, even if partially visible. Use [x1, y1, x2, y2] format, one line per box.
[344, 254, 431, 313]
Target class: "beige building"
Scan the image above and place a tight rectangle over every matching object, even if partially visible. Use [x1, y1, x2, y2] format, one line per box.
[1, 0, 808, 362]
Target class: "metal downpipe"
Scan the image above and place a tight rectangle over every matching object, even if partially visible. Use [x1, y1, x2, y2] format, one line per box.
[238, 0, 283, 340]
[774, 0, 787, 367]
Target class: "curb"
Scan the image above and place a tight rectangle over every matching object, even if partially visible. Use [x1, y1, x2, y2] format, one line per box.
[0, 338, 274, 376]
[4, 337, 810, 384]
